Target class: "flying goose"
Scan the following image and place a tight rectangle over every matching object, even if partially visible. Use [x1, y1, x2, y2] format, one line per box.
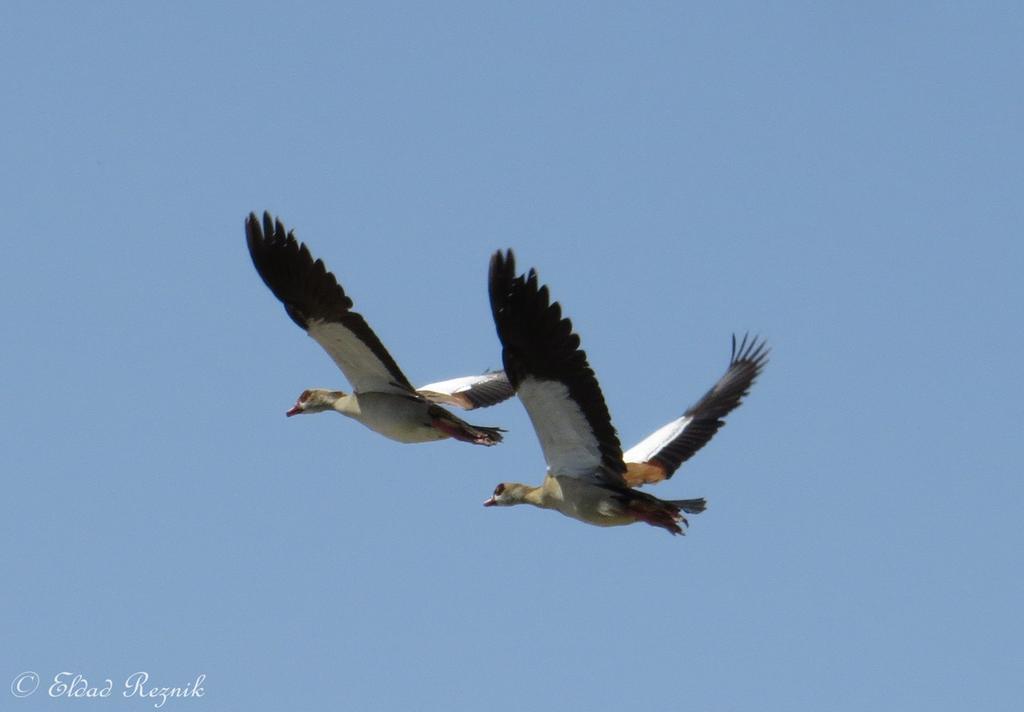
[483, 250, 768, 534]
[245, 212, 512, 445]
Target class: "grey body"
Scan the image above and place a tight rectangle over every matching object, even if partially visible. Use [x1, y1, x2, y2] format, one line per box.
[335, 392, 446, 444]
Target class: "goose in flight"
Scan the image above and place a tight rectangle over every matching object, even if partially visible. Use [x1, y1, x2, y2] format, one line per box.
[483, 250, 768, 534]
[245, 212, 512, 445]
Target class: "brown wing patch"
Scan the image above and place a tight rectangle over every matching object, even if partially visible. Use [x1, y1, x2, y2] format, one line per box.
[624, 461, 669, 488]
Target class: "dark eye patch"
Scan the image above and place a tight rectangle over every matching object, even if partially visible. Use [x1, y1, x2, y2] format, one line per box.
[494, 483, 506, 495]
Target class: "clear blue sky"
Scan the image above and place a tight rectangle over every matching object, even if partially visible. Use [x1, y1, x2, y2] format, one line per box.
[3, 2, 1021, 710]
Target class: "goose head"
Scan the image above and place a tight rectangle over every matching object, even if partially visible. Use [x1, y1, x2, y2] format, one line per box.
[483, 482, 534, 507]
[286, 389, 347, 417]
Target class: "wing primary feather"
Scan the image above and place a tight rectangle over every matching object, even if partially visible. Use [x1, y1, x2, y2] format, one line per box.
[488, 250, 625, 483]
[245, 212, 415, 393]
[625, 333, 768, 483]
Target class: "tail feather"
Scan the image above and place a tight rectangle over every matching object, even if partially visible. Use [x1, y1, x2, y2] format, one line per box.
[627, 493, 707, 535]
[670, 497, 707, 514]
[464, 424, 505, 445]
[429, 405, 505, 446]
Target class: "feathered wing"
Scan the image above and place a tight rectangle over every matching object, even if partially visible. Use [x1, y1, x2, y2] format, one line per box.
[488, 250, 625, 485]
[623, 333, 769, 486]
[416, 371, 515, 410]
[245, 212, 416, 396]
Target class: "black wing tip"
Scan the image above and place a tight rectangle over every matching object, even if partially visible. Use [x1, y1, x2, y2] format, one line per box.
[245, 210, 300, 263]
[244, 211, 352, 331]
[657, 333, 768, 472]
[700, 332, 769, 409]
[244, 211, 264, 250]
[490, 248, 515, 272]
[245, 209, 283, 235]
[488, 249, 517, 312]
[731, 332, 771, 371]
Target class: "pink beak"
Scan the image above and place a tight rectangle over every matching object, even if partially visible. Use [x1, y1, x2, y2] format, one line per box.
[286, 404, 302, 417]
[483, 497, 496, 507]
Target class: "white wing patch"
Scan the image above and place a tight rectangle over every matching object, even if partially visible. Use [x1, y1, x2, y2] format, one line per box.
[622, 414, 694, 464]
[518, 378, 603, 479]
[418, 374, 490, 402]
[306, 319, 411, 395]
[419, 374, 483, 393]
[417, 372, 513, 410]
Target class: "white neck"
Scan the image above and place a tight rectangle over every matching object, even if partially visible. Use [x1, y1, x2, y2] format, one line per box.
[332, 392, 360, 418]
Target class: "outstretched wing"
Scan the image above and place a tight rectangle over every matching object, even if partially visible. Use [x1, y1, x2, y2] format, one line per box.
[489, 250, 625, 486]
[417, 371, 515, 410]
[623, 333, 769, 487]
[246, 212, 415, 396]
